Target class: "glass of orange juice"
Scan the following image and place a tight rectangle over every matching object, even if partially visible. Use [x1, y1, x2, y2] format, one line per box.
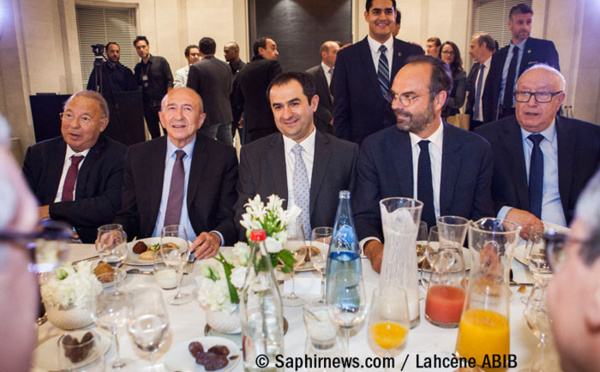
[368, 286, 410, 370]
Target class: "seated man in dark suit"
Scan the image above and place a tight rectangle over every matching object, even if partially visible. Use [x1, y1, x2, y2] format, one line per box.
[476, 65, 600, 238]
[114, 87, 238, 259]
[235, 72, 358, 239]
[306, 41, 340, 135]
[355, 56, 494, 273]
[22, 91, 127, 243]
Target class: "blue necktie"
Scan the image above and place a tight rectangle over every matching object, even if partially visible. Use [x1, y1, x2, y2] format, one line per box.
[473, 64, 485, 119]
[418, 140, 436, 229]
[378, 45, 390, 97]
[292, 144, 311, 238]
[528, 134, 544, 219]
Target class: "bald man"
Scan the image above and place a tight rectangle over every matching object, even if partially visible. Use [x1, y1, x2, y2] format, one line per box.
[476, 65, 600, 238]
[306, 41, 340, 134]
[224, 41, 246, 142]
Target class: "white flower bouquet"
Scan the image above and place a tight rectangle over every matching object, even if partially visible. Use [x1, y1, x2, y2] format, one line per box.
[40, 261, 103, 309]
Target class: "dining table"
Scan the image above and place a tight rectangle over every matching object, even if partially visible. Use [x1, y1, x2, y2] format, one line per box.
[33, 242, 541, 372]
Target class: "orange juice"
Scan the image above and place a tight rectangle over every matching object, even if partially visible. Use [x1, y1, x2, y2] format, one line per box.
[370, 321, 408, 349]
[456, 309, 509, 371]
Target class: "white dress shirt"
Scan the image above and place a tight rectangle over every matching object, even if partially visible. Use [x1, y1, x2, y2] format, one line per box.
[497, 120, 567, 227]
[54, 146, 90, 203]
[473, 56, 491, 122]
[174, 65, 190, 88]
[282, 128, 316, 211]
[367, 35, 394, 82]
[321, 61, 334, 89]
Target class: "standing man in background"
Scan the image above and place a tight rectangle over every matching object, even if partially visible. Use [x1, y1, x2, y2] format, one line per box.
[86, 42, 136, 93]
[306, 41, 340, 134]
[133, 36, 174, 139]
[466, 33, 496, 129]
[425, 37, 441, 58]
[224, 41, 246, 143]
[174, 45, 200, 88]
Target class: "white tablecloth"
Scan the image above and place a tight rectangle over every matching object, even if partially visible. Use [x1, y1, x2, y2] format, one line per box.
[34, 244, 538, 371]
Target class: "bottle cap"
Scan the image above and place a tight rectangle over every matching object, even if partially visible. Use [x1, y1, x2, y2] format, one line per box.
[250, 229, 267, 241]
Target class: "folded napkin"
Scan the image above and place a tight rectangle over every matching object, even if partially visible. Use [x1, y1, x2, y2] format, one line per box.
[282, 276, 322, 296]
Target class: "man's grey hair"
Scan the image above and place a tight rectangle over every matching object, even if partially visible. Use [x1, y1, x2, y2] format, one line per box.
[522, 64, 566, 91]
[575, 170, 600, 264]
[64, 90, 110, 121]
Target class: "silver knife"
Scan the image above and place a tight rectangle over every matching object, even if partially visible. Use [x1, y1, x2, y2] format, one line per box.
[185, 252, 196, 274]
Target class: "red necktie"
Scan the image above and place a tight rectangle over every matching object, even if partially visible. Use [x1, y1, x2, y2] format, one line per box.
[61, 155, 85, 202]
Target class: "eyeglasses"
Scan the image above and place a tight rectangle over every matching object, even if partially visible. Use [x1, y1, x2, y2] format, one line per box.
[514, 91, 563, 103]
[386, 91, 425, 107]
[60, 112, 95, 125]
[441, 50, 455, 55]
[543, 229, 594, 273]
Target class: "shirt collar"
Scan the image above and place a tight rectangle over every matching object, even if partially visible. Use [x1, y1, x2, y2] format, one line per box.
[482, 56, 492, 68]
[166, 135, 196, 159]
[520, 119, 556, 143]
[409, 118, 444, 149]
[283, 126, 317, 157]
[367, 35, 394, 55]
[66, 145, 91, 159]
[321, 61, 333, 74]
[510, 38, 527, 50]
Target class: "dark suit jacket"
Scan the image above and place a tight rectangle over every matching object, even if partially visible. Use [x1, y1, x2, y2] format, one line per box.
[332, 37, 424, 145]
[483, 37, 560, 122]
[114, 133, 239, 245]
[234, 55, 282, 143]
[465, 62, 481, 118]
[354, 123, 494, 241]
[22, 135, 127, 243]
[235, 130, 358, 239]
[187, 55, 233, 126]
[306, 64, 334, 135]
[229, 60, 246, 126]
[475, 116, 600, 224]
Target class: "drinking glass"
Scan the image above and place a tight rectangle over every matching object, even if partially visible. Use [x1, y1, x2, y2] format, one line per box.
[283, 221, 307, 307]
[153, 256, 179, 290]
[368, 286, 409, 369]
[160, 224, 192, 305]
[303, 301, 343, 372]
[127, 289, 170, 369]
[416, 221, 428, 267]
[57, 331, 105, 371]
[526, 229, 552, 286]
[96, 224, 128, 268]
[91, 277, 132, 369]
[524, 286, 561, 371]
[311, 226, 332, 304]
[327, 269, 367, 359]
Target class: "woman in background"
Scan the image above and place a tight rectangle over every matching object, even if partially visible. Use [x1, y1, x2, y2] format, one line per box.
[440, 41, 466, 119]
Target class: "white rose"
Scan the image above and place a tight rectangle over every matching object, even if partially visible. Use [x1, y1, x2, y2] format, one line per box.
[230, 266, 247, 289]
[265, 237, 282, 254]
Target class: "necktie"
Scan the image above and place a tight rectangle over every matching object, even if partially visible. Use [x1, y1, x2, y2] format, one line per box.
[164, 150, 186, 227]
[473, 64, 485, 119]
[503, 46, 520, 110]
[378, 45, 390, 97]
[328, 68, 334, 102]
[292, 144, 311, 238]
[61, 155, 85, 202]
[417, 140, 436, 229]
[528, 134, 544, 219]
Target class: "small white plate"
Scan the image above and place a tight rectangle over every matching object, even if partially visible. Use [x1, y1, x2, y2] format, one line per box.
[33, 329, 111, 371]
[126, 237, 162, 266]
[163, 336, 241, 372]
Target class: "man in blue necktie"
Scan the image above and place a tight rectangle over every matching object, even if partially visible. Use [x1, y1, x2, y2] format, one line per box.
[476, 65, 600, 239]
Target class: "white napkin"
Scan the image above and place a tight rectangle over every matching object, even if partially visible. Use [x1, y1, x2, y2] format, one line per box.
[282, 276, 321, 296]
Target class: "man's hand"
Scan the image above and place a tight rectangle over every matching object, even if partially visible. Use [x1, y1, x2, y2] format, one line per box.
[506, 208, 544, 240]
[364, 240, 384, 274]
[38, 205, 50, 221]
[191, 232, 221, 259]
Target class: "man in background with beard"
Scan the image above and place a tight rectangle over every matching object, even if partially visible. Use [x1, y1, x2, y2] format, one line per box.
[353, 56, 494, 273]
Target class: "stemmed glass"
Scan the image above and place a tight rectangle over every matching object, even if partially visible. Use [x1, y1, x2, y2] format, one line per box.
[416, 222, 428, 295]
[521, 227, 552, 304]
[283, 221, 308, 307]
[368, 286, 410, 371]
[327, 269, 367, 360]
[524, 286, 561, 371]
[160, 224, 192, 305]
[127, 289, 170, 370]
[96, 224, 128, 268]
[91, 274, 132, 369]
[311, 226, 332, 304]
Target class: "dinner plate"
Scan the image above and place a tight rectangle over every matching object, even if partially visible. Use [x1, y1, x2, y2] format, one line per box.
[33, 329, 111, 371]
[295, 241, 329, 272]
[163, 336, 241, 372]
[125, 237, 193, 266]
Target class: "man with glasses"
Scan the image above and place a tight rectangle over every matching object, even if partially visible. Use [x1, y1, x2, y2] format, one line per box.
[546, 170, 600, 372]
[354, 56, 494, 273]
[476, 65, 600, 239]
[22, 91, 127, 243]
[174, 45, 200, 88]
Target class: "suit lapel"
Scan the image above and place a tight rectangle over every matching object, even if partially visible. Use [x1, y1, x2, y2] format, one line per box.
[391, 129, 414, 197]
[187, 133, 210, 210]
[555, 116, 574, 216]
[503, 119, 530, 208]
[440, 123, 462, 215]
[47, 140, 67, 201]
[519, 38, 534, 75]
[310, 131, 332, 220]
[267, 134, 289, 208]
[75, 136, 104, 198]
[148, 137, 168, 227]
[391, 38, 405, 79]
[317, 66, 333, 106]
[359, 38, 384, 106]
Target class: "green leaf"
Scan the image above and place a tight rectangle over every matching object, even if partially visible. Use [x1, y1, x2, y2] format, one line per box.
[215, 253, 239, 304]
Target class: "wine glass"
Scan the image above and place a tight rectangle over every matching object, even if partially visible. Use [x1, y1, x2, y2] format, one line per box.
[57, 331, 105, 371]
[160, 224, 192, 305]
[283, 222, 308, 307]
[524, 286, 561, 371]
[127, 289, 170, 370]
[90, 276, 132, 369]
[327, 269, 367, 359]
[368, 286, 410, 370]
[311, 226, 332, 304]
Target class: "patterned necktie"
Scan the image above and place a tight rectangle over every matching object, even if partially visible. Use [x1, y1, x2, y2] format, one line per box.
[473, 64, 485, 119]
[503, 46, 520, 109]
[418, 140, 436, 229]
[378, 45, 390, 97]
[528, 134, 544, 219]
[61, 155, 85, 202]
[292, 144, 311, 238]
[164, 150, 186, 227]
